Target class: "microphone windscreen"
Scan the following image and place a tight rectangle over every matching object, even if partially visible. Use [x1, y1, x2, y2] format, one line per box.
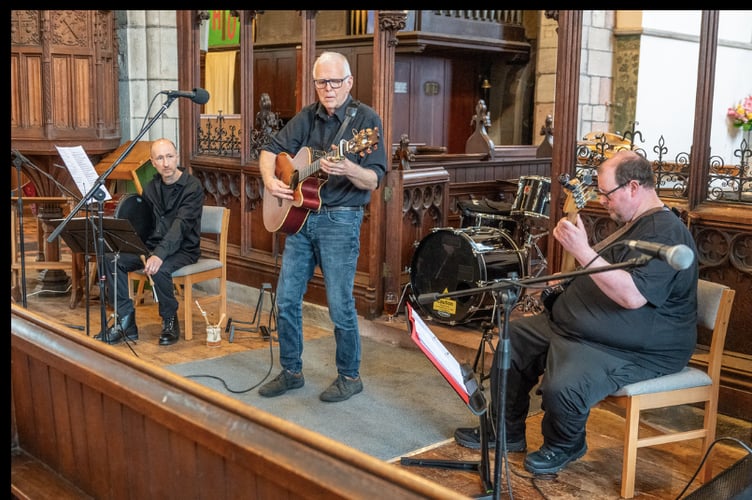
[193, 88, 210, 105]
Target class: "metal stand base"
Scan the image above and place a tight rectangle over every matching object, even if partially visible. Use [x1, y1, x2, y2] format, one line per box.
[226, 282, 277, 342]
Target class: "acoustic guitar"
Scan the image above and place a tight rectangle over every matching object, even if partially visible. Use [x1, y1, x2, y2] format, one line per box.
[262, 128, 379, 234]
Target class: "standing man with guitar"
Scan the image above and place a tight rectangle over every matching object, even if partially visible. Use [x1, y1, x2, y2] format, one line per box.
[453, 150, 698, 475]
[259, 51, 387, 402]
[96, 138, 204, 346]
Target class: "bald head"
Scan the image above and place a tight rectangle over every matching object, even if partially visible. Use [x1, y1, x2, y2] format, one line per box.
[602, 149, 655, 189]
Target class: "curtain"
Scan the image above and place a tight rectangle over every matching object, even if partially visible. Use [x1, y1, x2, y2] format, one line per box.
[204, 50, 237, 115]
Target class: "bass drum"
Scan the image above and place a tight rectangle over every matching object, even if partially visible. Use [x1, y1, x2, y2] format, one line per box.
[409, 227, 525, 325]
[114, 193, 154, 244]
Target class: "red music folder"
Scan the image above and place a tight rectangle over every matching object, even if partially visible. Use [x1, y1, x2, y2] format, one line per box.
[406, 302, 486, 415]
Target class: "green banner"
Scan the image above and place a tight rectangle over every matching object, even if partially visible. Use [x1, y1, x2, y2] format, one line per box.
[208, 10, 240, 47]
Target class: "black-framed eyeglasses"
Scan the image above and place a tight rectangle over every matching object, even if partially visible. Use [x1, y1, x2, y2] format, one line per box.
[597, 181, 629, 200]
[313, 76, 350, 89]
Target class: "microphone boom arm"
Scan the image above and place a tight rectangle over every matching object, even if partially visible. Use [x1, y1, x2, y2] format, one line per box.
[417, 256, 652, 304]
[47, 96, 178, 244]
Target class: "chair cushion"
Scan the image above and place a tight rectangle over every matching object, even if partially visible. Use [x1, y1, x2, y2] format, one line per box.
[171, 258, 222, 278]
[611, 367, 711, 396]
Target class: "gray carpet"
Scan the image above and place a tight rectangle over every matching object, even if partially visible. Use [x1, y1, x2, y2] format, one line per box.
[168, 336, 480, 461]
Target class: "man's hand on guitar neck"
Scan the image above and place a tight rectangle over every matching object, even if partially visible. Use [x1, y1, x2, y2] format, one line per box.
[320, 156, 349, 177]
[553, 213, 599, 267]
[320, 156, 378, 191]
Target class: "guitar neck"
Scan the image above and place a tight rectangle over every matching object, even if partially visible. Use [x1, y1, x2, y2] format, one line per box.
[300, 157, 324, 182]
[299, 142, 348, 183]
[560, 211, 578, 273]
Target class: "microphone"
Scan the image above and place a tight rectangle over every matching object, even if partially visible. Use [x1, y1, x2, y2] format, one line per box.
[624, 240, 694, 271]
[162, 88, 210, 105]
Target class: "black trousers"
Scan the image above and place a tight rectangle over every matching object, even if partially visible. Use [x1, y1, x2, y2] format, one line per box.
[489, 313, 660, 452]
[102, 251, 194, 321]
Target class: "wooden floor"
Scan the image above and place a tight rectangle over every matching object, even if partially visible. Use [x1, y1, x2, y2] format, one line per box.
[12, 215, 752, 499]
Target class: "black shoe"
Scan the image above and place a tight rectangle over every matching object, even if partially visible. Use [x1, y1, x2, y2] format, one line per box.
[524, 438, 588, 475]
[258, 369, 305, 397]
[319, 375, 363, 403]
[158, 315, 180, 346]
[454, 426, 527, 452]
[95, 313, 138, 345]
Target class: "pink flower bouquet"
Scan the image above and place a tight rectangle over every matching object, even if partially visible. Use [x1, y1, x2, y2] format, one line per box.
[727, 95, 752, 131]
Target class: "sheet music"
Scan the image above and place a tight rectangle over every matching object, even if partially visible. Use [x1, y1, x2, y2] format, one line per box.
[56, 145, 112, 203]
[407, 303, 468, 398]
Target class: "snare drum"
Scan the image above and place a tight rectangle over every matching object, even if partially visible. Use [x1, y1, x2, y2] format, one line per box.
[458, 199, 516, 235]
[114, 193, 154, 243]
[409, 227, 525, 325]
[511, 176, 551, 219]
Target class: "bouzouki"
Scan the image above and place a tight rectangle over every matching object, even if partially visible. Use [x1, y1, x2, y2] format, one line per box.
[541, 174, 597, 310]
[262, 128, 379, 234]
[559, 173, 598, 272]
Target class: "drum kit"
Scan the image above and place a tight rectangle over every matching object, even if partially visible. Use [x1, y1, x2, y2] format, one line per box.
[409, 175, 551, 326]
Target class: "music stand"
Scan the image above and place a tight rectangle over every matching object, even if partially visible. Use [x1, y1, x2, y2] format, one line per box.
[47, 217, 149, 256]
[400, 302, 493, 494]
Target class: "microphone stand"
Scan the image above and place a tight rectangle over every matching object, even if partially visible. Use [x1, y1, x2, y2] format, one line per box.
[416, 255, 653, 499]
[12, 151, 28, 308]
[11, 149, 83, 308]
[47, 95, 179, 337]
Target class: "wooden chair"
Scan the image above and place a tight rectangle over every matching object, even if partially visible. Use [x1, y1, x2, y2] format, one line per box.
[130, 205, 230, 341]
[604, 279, 735, 498]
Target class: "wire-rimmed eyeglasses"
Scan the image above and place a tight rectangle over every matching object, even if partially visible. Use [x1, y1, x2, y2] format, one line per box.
[313, 76, 350, 89]
[597, 181, 629, 200]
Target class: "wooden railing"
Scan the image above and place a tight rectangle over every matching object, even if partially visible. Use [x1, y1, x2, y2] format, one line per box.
[11, 304, 465, 500]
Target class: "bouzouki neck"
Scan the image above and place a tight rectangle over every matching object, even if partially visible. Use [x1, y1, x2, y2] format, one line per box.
[559, 174, 597, 273]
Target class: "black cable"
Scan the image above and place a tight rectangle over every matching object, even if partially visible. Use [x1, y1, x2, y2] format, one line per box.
[185, 324, 276, 394]
[674, 437, 752, 500]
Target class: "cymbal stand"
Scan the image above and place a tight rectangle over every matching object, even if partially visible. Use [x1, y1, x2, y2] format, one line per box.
[389, 281, 413, 321]
[472, 320, 497, 388]
[516, 219, 547, 314]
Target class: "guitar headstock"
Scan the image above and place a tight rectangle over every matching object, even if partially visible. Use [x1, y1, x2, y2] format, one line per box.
[560, 173, 597, 214]
[346, 127, 380, 157]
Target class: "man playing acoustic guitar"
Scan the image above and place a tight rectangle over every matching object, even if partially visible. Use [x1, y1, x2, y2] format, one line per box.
[259, 51, 387, 402]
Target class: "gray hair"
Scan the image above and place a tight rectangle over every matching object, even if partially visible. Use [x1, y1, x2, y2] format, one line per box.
[313, 51, 352, 78]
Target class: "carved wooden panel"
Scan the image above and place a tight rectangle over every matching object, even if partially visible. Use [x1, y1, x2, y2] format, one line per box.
[11, 10, 120, 153]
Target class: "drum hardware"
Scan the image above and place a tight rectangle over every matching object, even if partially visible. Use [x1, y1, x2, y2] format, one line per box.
[513, 222, 548, 314]
[458, 198, 517, 236]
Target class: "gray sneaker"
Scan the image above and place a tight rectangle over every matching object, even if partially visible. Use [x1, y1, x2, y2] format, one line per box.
[259, 369, 304, 397]
[319, 375, 363, 402]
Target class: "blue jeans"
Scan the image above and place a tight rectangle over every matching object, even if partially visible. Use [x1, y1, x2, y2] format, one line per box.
[275, 207, 363, 378]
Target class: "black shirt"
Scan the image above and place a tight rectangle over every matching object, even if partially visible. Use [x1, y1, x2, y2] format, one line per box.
[141, 168, 205, 262]
[263, 96, 387, 207]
